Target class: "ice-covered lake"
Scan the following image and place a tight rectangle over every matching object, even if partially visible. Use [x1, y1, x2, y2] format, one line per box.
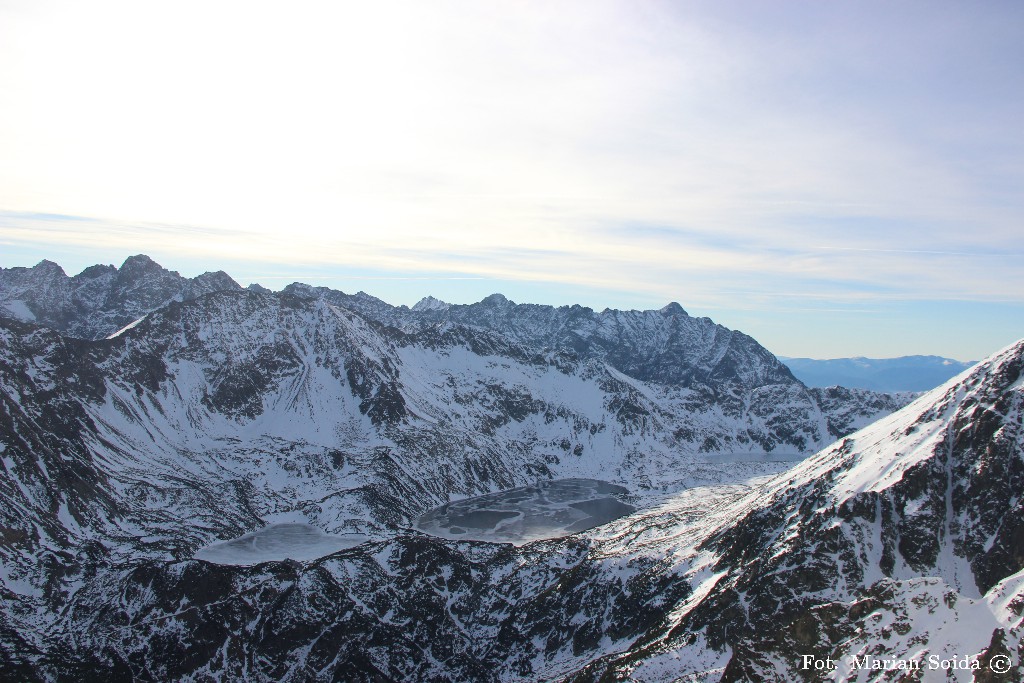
[695, 452, 805, 463]
[194, 523, 369, 566]
[416, 478, 637, 545]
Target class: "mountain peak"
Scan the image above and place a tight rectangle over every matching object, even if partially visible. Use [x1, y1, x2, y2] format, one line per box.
[185, 270, 241, 299]
[479, 293, 510, 306]
[118, 254, 169, 278]
[193, 270, 238, 285]
[33, 259, 66, 275]
[0, 256, 240, 339]
[282, 282, 317, 299]
[77, 263, 117, 278]
[412, 296, 450, 312]
[659, 302, 687, 316]
[120, 253, 158, 267]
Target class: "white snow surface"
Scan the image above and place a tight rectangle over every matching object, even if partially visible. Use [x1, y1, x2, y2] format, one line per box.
[1, 299, 35, 321]
[194, 523, 369, 565]
[577, 339, 1024, 682]
[106, 314, 147, 338]
[411, 295, 450, 312]
[47, 290, 852, 560]
[2, 281, 1018, 681]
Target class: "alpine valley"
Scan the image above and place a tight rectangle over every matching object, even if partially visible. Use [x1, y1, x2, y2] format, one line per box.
[0, 256, 1020, 682]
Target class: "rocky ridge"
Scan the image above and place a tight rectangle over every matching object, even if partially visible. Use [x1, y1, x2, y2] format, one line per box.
[0, 255, 240, 340]
[2, 256, 996, 681]
[0, 322, 1018, 680]
[582, 339, 1024, 681]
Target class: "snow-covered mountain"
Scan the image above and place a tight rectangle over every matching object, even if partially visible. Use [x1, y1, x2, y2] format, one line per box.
[0, 286, 902, 549]
[0, 255, 240, 340]
[7, 255, 987, 680]
[0, 291, 1018, 679]
[583, 338, 1024, 681]
[782, 354, 976, 392]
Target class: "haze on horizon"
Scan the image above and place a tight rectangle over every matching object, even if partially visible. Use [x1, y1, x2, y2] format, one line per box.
[1, 1, 1021, 361]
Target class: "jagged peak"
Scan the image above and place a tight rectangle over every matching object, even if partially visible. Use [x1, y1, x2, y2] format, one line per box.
[412, 296, 450, 312]
[75, 263, 117, 279]
[479, 293, 510, 306]
[120, 254, 161, 270]
[32, 259, 67, 276]
[115, 254, 177, 284]
[282, 282, 317, 298]
[194, 269, 231, 279]
[191, 270, 240, 288]
[659, 302, 688, 316]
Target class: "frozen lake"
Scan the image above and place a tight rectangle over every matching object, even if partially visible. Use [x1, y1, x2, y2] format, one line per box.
[416, 478, 637, 545]
[194, 523, 369, 566]
[695, 452, 805, 463]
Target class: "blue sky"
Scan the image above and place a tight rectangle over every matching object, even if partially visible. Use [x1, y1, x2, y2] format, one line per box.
[1, 1, 1022, 360]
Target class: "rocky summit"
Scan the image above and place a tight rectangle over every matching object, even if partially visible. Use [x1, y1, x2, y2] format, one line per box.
[0, 255, 241, 341]
[3, 257, 1016, 681]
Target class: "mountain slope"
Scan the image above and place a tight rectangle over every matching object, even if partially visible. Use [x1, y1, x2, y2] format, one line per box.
[1, 321, 1017, 680]
[0, 256, 912, 457]
[583, 339, 1024, 681]
[0, 284, 912, 549]
[283, 282, 911, 450]
[1, 257, 970, 681]
[287, 285, 799, 391]
[0, 288, 855, 560]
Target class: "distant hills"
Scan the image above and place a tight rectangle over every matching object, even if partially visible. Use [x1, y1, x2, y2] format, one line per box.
[780, 354, 976, 392]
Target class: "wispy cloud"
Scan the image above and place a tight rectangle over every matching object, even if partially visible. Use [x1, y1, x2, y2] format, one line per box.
[0, 1, 1021, 358]
[810, 246, 1017, 257]
[253, 275, 487, 281]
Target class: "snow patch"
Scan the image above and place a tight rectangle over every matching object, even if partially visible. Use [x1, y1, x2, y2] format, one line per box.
[411, 296, 450, 312]
[194, 523, 369, 565]
[2, 299, 35, 321]
[106, 315, 147, 339]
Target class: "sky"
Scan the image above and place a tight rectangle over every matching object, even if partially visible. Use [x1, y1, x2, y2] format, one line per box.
[1, 0, 1021, 361]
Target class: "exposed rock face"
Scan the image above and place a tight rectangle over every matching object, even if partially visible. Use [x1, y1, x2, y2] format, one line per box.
[0, 255, 240, 340]
[295, 286, 799, 390]
[282, 283, 911, 450]
[809, 384, 918, 439]
[583, 340, 1024, 682]
[4, 256, 988, 681]
[2, 335, 1019, 680]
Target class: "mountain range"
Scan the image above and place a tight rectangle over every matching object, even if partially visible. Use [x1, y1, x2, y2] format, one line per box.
[781, 355, 977, 393]
[0, 254, 240, 340]
[1, 256, 1019, 681]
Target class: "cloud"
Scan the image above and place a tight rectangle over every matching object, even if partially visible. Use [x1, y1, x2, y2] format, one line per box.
[0, 1, 1021, 357]
[3, 208, 1022, 313]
